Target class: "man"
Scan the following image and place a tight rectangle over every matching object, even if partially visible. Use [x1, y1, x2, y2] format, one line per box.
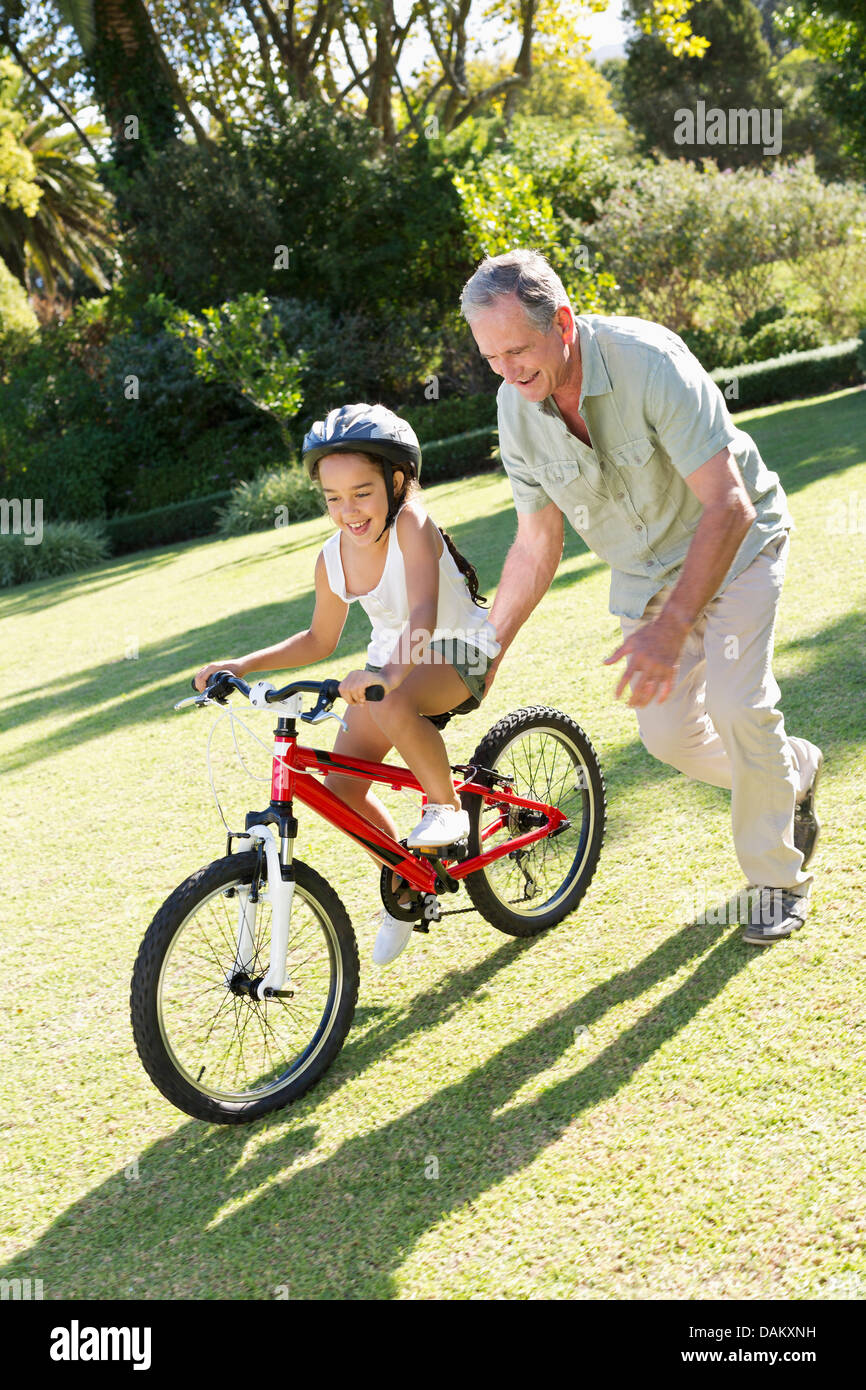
[461, 248, 822, 945]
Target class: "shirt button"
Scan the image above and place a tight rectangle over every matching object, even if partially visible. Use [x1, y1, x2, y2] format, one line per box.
[634, 524, 643, 532]
[616, 492, 625, 501]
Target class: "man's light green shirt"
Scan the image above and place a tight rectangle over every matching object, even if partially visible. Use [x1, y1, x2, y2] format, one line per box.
[497, 313, 793, 620]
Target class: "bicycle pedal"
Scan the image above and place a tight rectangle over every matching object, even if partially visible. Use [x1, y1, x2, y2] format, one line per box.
[414, 837, 468, 861]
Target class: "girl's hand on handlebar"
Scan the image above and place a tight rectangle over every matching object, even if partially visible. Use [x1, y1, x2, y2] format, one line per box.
[339, 669, 392, 705]
[194, 660, 248, 693]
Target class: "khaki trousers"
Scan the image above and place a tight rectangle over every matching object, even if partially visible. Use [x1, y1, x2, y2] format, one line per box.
[619, 531, 814, 895]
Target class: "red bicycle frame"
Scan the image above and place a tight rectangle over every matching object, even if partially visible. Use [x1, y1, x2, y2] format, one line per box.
[269, 729, 568, 896]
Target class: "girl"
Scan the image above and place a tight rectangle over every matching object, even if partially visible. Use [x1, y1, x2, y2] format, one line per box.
[194, 402, 499, 966]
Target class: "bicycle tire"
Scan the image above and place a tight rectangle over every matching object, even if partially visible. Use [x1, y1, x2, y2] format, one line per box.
[461, 706, 606, 937]
[130, 853, 359, 1124]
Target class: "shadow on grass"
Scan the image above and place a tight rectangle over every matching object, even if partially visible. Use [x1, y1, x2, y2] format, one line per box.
[1, 913, 754, 1298]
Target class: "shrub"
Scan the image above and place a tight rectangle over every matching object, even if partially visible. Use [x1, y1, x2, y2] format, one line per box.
[166, 292, 305, 447]
[0, 256, 38, 354]
[422, 427, 500, 480]
[105, 491, 233, 555]
[216, 465, 322, 537]
[0, 519, 109, 588]
[271, 298, 444, 423]
[452, 147, 619, 318]
[586, 156, 866, 335]
[400, 395, 497, 445]
[747, 313, 826, 360]
[679, 327, 749, 372]
[114, 104, 468, 318]
[711, 338, 862, 409]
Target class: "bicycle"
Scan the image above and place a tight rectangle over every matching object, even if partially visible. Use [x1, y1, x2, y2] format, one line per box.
[130, 670, 606, 1125]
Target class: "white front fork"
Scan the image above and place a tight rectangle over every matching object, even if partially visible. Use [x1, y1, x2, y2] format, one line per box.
[231, 824, 295, 1001]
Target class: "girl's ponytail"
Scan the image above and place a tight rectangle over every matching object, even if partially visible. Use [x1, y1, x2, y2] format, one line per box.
[438, 528, 488, 607]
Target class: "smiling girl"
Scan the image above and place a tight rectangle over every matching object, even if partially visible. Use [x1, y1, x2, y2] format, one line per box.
[194, 403, 499, 965]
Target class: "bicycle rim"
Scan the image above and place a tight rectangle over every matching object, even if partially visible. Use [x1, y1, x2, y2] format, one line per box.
[156, 872, 343, 1105]
[475, 720, 596, 920]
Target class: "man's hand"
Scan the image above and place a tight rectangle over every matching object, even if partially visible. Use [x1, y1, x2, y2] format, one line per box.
[603, 614, 688, 708]
[481, 651, 503, 699]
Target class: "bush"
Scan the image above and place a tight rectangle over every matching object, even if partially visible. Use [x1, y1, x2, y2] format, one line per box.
[679, 326, 750, 372]
[401, 395, 497, 445]
[747, 313, 826, 360]
[0, 257, 38, 357]
[586, 156, 866, 334]
[104, 491, 234, 555]
[453, 148, 618, 318]
[710, 338, 862, 409]
[422, 426, 500, 480]
[216, 465, 322, 537]
[115, 104, 469, 318]
[0, 519, 109, 588]
[272, 297, 444, 423]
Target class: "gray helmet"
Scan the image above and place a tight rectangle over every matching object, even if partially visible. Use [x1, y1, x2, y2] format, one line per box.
[302, 402, 421, 479]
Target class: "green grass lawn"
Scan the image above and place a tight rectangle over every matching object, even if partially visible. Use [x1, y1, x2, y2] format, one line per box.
[2, 385, 865, 1300]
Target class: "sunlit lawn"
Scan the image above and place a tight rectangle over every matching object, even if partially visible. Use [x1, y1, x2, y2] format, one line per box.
[1, 385, 864, 1299]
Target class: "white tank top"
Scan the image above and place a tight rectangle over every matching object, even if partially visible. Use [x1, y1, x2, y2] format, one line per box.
[321, 505, 500, 669]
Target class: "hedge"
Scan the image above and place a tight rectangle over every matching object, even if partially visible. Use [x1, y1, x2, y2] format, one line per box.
[711, 338, 862, 410]
[422, 425, 500, 478]
[61, 338, 866, 564]
[105, 491, 233, 555]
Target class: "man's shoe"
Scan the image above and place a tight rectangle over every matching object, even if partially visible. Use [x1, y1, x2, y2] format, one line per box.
[372, 908, 415, 966]
[741, 887, 810, 945]
[406, 803, 470, 849]
[794, 748, 823, 869]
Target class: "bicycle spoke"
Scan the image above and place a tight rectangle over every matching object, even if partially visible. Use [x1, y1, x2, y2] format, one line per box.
[156, 875, 341, 1102]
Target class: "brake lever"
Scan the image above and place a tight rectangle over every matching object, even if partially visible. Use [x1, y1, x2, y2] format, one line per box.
[304, 708, 348, 731]
[174, 694, 211, 710]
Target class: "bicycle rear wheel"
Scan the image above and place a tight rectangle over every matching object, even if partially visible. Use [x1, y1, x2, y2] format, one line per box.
[130, 853, 358, 1124]
[461, 706, 605, 937]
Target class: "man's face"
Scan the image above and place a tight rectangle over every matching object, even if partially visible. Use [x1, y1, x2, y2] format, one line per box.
[468, 293, 576, 401]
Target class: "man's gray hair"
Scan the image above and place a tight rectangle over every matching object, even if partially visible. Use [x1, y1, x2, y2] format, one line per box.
[460, 249, 570, 334]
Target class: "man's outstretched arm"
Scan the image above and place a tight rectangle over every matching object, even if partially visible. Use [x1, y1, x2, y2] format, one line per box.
[484, 501, 564, 695]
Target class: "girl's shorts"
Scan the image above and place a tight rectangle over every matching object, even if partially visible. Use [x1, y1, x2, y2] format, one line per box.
[365, 639, 490, 715]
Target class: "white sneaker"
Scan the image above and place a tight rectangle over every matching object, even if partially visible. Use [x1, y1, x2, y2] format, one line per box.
[406, 802, 470, 849]
[372, 908, 415, 966]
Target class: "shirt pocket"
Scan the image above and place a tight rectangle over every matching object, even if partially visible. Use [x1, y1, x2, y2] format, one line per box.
[608, 436, 655, 470]
[536, 456, 609, 505]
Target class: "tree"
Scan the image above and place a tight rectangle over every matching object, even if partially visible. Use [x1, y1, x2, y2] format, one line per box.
[0, 101, 115, 298]
[13, 0, 713, 147]
[784, 2, 866, 173]
[0, 55, 41, 217]
[621, 0, 779, 167]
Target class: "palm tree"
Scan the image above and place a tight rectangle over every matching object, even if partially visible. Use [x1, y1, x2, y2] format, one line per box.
[0, 88, 116, 297]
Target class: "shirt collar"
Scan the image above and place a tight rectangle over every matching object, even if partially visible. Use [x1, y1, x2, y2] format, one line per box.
[536, 315, 613, 415]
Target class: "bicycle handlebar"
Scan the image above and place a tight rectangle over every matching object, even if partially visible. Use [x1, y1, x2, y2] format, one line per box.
[189, 671, 386, 709]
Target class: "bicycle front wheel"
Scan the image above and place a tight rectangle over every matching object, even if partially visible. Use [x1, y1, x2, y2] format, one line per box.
[130, 853, 359, 1124]
[461, 706, 606, 937]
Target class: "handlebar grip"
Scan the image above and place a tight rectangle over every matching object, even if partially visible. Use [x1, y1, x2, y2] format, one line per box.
[365, 684, 385, 702]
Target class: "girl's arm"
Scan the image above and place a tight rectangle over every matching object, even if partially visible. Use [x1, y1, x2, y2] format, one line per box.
[378, 504, 439, 692]
[194, 550, 348, 691]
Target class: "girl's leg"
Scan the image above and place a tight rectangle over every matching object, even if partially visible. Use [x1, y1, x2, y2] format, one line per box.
[323, 706, 411, 903]
[324, 703, 398, 838]
[369, 662, 472, 811]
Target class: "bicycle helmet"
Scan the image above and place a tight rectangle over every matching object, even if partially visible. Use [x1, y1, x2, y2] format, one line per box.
[302, 403, 422, 478]
[303, 403, 422, 540]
